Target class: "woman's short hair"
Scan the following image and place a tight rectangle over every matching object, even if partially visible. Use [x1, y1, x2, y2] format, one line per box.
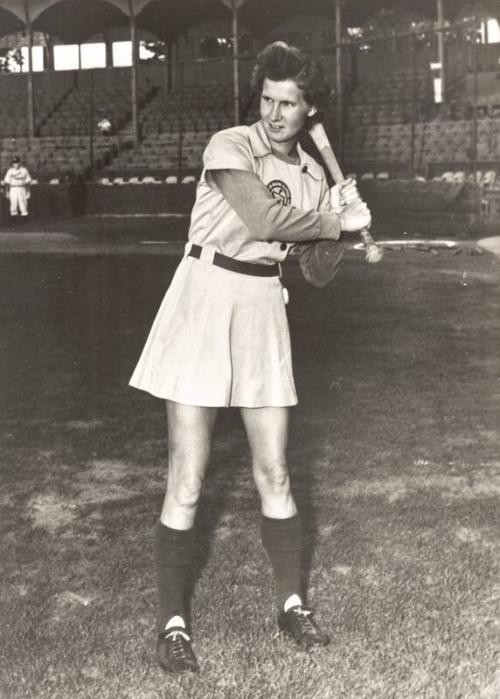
[251, 42, 332, 115]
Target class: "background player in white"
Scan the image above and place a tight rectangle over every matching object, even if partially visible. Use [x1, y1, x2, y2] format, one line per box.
[2, 156, 32, 221]
[130, 42, 371, 675]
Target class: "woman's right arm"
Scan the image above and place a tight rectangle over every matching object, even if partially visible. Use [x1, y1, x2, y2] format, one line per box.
[208, 168, 342, 243]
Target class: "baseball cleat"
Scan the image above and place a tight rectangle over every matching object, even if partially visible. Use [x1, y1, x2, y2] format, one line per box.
[156, 627, 199, 674]
[278, 606, 330, 648]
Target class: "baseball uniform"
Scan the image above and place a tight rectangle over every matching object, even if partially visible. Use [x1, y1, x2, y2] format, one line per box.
[130, 121, 340, 407]
[2, 164, 32, 216]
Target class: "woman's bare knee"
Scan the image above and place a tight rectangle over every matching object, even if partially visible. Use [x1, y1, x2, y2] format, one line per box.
[162, 464, 204, 527]
[253, 459, 291, 496]
[168, 473, 203, 511]
[253, 462, 296, 518]
[161, 402, 217, 528]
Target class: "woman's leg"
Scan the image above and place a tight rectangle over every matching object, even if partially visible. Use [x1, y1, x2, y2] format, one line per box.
[240, 406, 295, 519]
[161, 401, 218, 530]
[154, 401, 217, 673]
[240, 406, 301, 609]
[240, 406, 329, 647]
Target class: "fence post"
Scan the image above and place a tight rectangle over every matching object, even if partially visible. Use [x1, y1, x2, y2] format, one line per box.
[23, 0, 35, 139]
[89, 69, 94, 178]
[436, 0, 446, 103]
[177, 62, 184, 182]
[410, 32, 416, 177]
[128, 0, 139, 145]
[471, 18, 478, 183]
[232, 1, 241, 125]
[335, 0, 343, 156]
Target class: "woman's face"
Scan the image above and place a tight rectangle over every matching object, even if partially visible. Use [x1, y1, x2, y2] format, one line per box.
[260, 78, 313, 151]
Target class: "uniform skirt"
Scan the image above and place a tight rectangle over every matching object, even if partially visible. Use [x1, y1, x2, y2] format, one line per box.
[129, 254, 298, 407]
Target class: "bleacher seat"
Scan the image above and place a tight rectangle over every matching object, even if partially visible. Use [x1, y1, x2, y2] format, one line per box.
[481, 170, 497, 188]
[1, 60, 497, 184]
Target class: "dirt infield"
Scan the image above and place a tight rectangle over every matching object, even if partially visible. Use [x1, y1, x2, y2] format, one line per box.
[0, 225, 499, 697]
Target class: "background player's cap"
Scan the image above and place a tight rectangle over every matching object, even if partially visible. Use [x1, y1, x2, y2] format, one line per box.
[12, 156, 20, 163]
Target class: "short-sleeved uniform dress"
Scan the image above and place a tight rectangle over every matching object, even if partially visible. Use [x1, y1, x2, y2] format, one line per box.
[129, 121, 330, 408]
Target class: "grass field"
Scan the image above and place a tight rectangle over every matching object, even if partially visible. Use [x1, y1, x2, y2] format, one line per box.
[0, 234, 499, 698]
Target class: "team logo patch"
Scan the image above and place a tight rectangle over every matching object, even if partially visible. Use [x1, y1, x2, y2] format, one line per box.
[267, 180, 291, 206]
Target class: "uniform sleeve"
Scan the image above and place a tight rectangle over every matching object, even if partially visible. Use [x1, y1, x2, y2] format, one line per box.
[203, 130, 255, 173]
[208, 169, 341, 243]
[24, 168, 32, 184]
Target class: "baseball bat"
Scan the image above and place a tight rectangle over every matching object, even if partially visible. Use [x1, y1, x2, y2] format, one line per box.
[308, 121, 383, 263]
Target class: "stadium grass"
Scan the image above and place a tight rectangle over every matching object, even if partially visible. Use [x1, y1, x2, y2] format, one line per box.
[0, 246, 499, 698]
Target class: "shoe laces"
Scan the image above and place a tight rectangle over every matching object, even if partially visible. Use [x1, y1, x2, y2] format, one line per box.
[166, 630, 191, 659]
[290, 606, 316, 632]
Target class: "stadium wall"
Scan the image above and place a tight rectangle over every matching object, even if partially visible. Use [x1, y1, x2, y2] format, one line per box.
[0, 183, 196, 221]
[0, 181, 484, 237]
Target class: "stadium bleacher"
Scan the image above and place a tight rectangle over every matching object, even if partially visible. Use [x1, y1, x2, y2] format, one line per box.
[1, 135, 122, 181]
[38, 72, 154, 137]
[0, 57, 499, 188]
[138, 82, 236, 135]
[0, 74, 70, 138]
[104, 130, 212, 177]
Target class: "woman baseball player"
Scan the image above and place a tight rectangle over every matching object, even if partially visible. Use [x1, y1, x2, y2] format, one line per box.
[130, 42, 371, 675]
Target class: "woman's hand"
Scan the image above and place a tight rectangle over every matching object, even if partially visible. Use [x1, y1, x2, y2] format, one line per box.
[329, 178, 371, 232]
[329, 178, 361, 213]
[339, 199, 372, 233]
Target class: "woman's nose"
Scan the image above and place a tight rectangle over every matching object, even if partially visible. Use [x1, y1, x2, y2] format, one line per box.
[270, 103, 281, 121]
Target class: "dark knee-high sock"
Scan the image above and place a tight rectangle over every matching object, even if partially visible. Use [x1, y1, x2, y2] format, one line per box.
[261, 514, 303, 611]
[153, 521, 195, 632]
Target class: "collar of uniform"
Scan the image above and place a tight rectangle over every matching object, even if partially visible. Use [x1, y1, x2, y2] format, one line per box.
[248, 121, 323, 181]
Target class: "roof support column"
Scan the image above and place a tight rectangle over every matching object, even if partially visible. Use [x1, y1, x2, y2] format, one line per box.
[231, 0, 240, 125]
[24, 0, 35, 138]
[220, 0, 244, 124]
[128, 0, 139, 144]
[436, 0, 446, 102]
[471, 16, 478, 183]
[335, 0, 343, 156]
[409, 32, 416, 177]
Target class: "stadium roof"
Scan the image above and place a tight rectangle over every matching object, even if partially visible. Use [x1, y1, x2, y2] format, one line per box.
[0, 0, 496, 43]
